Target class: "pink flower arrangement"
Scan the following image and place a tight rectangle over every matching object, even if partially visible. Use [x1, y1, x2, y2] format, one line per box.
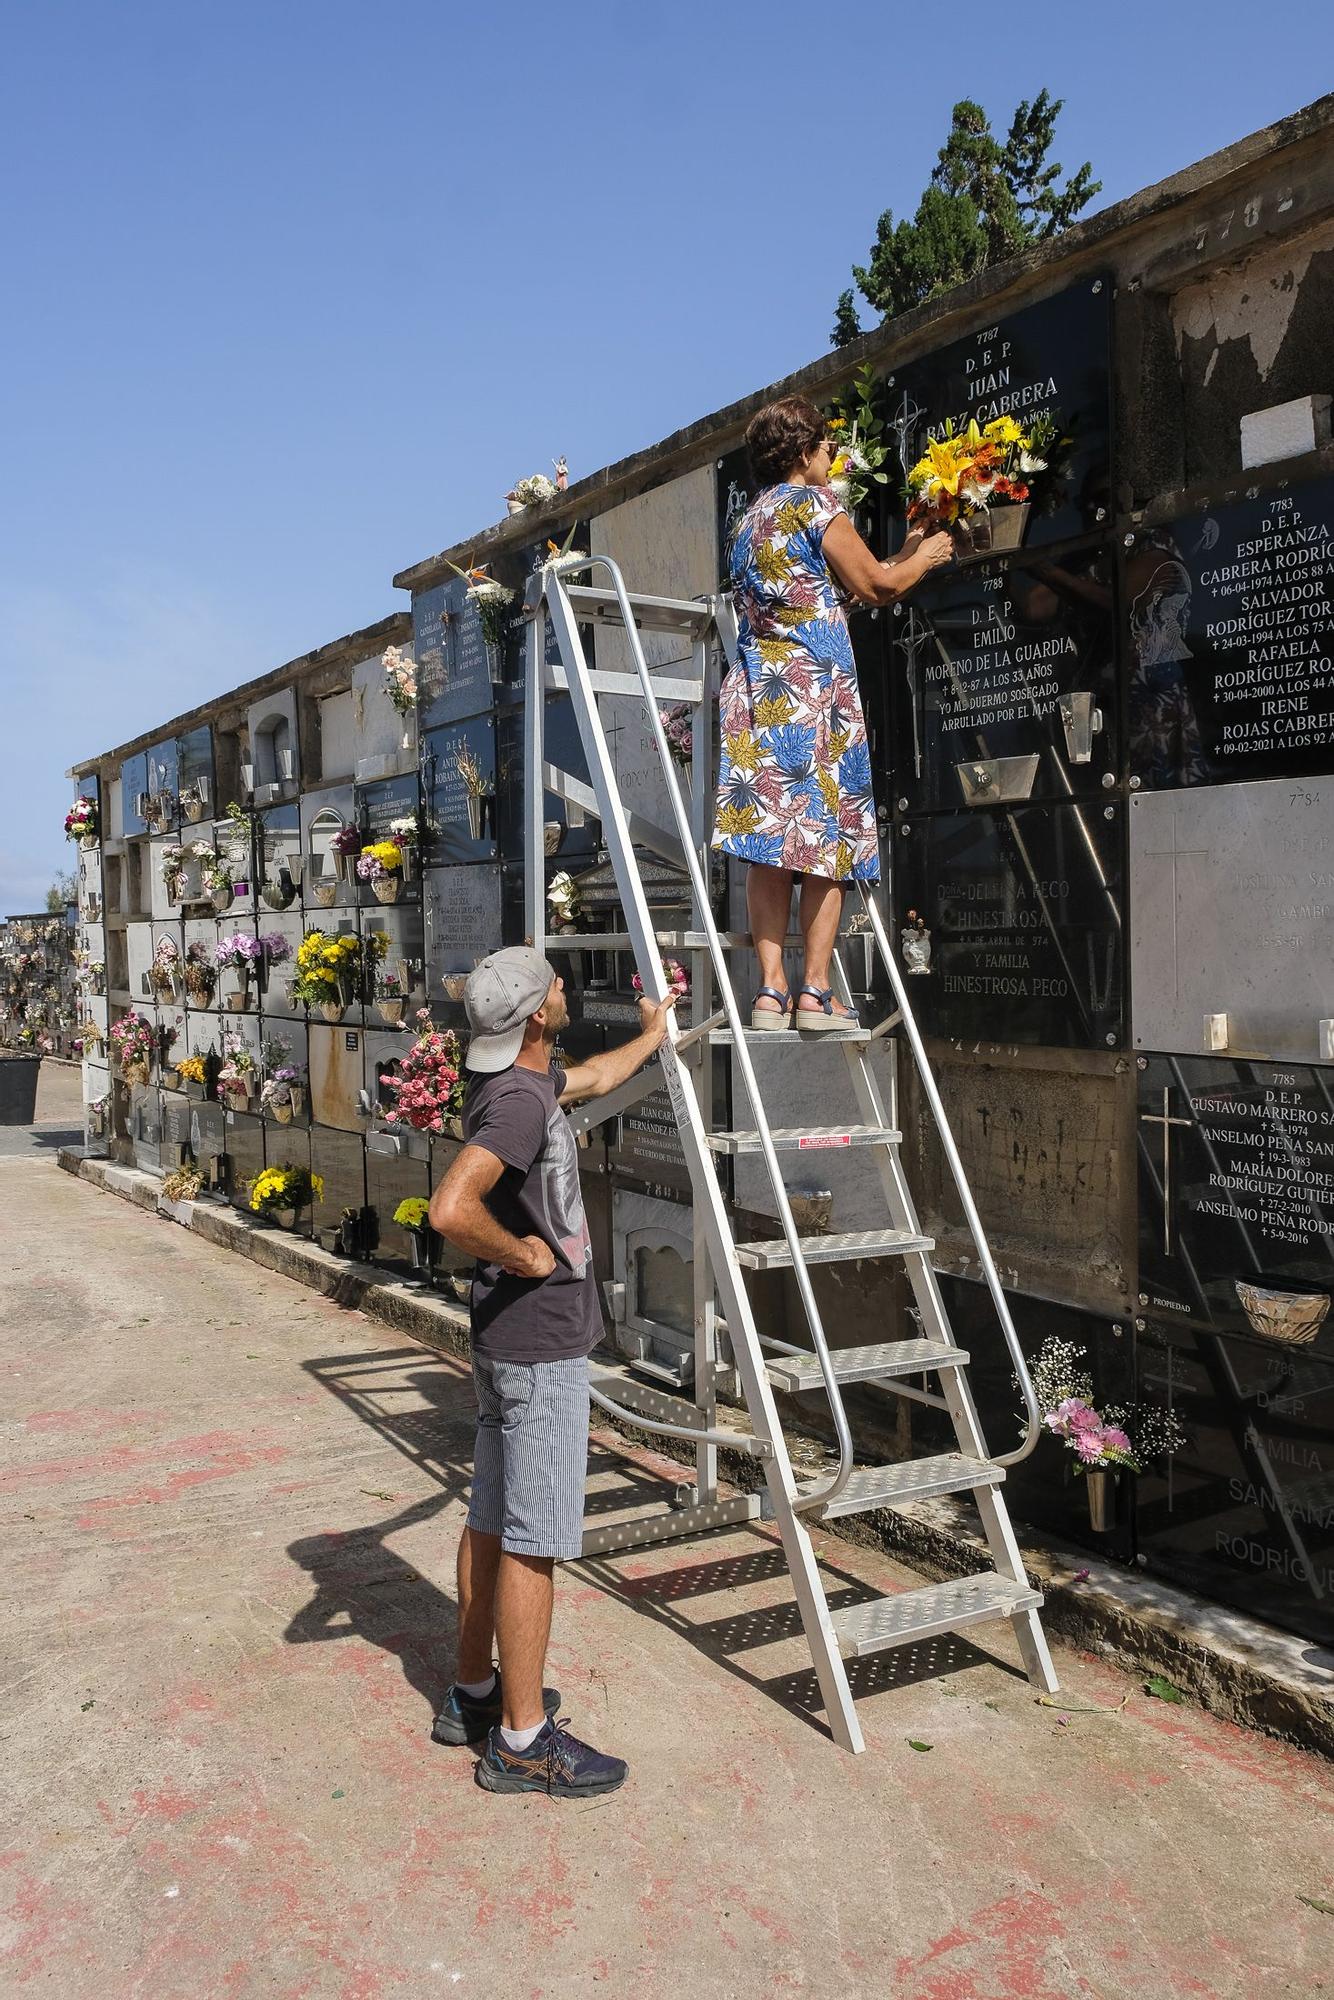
[378, 1010, 465, 1134]
[632, 956, 689, 1000]
[1046, 1398, 1135, 1469]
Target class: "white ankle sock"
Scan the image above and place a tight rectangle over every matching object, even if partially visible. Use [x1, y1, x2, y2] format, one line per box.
[456, 1672, 497, 1700]
[499, 1719, 545, 1753]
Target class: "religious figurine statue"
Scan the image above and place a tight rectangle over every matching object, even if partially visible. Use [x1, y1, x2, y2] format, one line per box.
[553, 455, 569, 491]
[901, 909, 932, 976]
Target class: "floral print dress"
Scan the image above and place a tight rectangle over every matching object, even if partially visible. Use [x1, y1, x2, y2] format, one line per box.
[712, 482, 880, 883]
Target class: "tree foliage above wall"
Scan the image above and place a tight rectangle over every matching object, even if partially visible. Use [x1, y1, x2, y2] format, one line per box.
[832, 92, 1101, 346]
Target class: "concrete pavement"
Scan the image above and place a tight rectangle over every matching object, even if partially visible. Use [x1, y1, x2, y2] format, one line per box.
[2, 1097, 1332, 1998]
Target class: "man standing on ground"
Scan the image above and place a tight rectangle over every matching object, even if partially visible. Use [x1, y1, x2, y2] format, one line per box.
[428, 946, 675, 1798]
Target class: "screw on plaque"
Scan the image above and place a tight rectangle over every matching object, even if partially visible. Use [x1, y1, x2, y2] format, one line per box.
[1129, 776, 1141, 790]
[1139, 1293, 1149, 1306]
[1104, 806, 1115, 820]
[897, 798, 909, 812]
[1136, 1057, 1148, 1069]
[1123, 533, 1135, 548]
[1096, 507, 1107, 522]
[1101, 773, 1116, 789]
[1105, 1034, 1117, 1046]
[1134, 1318, 1146, 1332]
[1092, 279, 1103, 294]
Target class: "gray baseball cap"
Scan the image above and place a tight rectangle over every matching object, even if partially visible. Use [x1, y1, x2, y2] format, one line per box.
[463, 946, 558, 1073]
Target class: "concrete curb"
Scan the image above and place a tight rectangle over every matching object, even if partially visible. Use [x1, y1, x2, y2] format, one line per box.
[58, 1145, 1334, 1759]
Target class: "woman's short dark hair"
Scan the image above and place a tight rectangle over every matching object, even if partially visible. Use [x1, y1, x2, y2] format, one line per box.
[745, 396, 826, 487]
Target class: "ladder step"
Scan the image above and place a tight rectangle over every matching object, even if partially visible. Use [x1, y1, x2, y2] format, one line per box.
[710, 1026, 871, 1046]
[764, 1339, 968, 1392]
[798, 1452, 1004, 1519]
[832, 1573, 1042, 1658]
[561, 584, 717, 636]
[708, 1122, 899, 1156]
[734, 1228, 933, 1270]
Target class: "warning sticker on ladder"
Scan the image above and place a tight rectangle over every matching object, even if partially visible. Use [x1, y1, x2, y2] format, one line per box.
[798, 1134, 851, 1149]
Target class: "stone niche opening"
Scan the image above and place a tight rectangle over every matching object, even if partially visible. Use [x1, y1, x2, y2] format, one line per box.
[610, 1185, 695, 1384]
[246, 688, 300, 802]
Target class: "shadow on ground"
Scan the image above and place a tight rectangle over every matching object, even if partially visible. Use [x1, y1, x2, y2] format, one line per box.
[293, 1343, 1028, 1741]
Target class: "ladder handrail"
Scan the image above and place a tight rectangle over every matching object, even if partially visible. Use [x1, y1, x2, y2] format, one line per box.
[539, 551, 859, 1513]
[853, 883, 1042, 1466]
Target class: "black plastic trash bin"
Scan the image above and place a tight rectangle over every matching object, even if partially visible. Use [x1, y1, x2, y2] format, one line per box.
[0, 1054, 41, 1125]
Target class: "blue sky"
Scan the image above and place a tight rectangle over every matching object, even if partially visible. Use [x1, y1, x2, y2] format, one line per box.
[1, 1, 1325, 910]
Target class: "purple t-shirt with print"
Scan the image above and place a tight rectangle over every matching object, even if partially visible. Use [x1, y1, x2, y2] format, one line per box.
[463, 1060, 603, 1363]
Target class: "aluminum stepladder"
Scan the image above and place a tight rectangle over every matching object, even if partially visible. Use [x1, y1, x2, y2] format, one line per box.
[522, 552, 1059, 1755]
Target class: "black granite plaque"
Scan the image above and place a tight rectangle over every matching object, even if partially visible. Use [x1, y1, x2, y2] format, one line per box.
[310, 1125, 367, 1245]
[422, 718, 498, 863]
[357, 774, 419, 841]
[225, 1110, 265, 1210]
[1135, 1324, 1334, 1646]
[411, 583, 449, 725]
[611, 1082, 691, 1200]
[888, 276, 1112, 555]
[120, 751, 149, 837]
[716, 446, 753, 589]
[891, 547, 1118, 810]
[1125, 479, 1334, 789]
[910, 1276, 1136, 1560]
[897, 802, 1124, 1046]
[1137, 1054, 1334, 1350]
[188, 1100, 226, 1163]
[495, 696, 599, 865]
[176, 726, 214, 808]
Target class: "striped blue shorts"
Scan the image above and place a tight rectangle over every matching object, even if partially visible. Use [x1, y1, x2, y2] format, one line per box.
[467, 1352, 591, 1561]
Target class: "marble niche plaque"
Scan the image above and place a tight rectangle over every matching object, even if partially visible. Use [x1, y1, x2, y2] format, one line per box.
[1125, 479, 1334, 790]
[1138, 1054, 1334, 1353]
[424, 864, 504, 991]
[1135, 1325, 1334, 1648]
[610, 1083, 691, 1201]
[896, 802, 1124, 1047]
[422, 718, 497, 864]
[891, 547, 1117, 811]
[888, 276, 1112, 554]
[1130, 777, 1334, 1062]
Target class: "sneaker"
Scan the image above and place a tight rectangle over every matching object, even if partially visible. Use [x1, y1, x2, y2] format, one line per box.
[475, 1717, 628, 1798]
[431, 1671, 560, 1746]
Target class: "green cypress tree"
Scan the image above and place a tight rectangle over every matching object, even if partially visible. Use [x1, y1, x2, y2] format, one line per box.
[841, 93, 1099, 333]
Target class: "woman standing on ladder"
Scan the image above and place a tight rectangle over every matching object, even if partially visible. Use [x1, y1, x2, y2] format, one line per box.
[712, 394, 953, 1030]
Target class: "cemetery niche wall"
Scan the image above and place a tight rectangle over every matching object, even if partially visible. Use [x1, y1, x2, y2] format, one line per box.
[69, 98, 1334, 1650]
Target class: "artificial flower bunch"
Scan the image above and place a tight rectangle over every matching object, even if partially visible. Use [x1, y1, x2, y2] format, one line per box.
[64, 797, 98, 842]
[215, 934, 264, 976]
[149, 936, 181, 996]
[377, 1009, 465, 1134]
[248, 1162, 324, 1218]
[1025, 1336, 1187, 1475]
[381, 645, 417, 718]
[905, 412, 1058, 528]
[291, 928, 371, 1006]
[355, 840, 404, 883]
[330, 825, 364, 858]
[449, 560, 516, 648]
[631, 956, 689, 1000]
[827, 364, 890, 514]
[658, 703, 693, 767]
[109, 1012, 156, 1075]
[455, 745, 494, 799]
[547, 871, 581, 929]
[200, 851, 233, 894]
[176, 1053, 209, 1088]
[183, 941, 217, 1004]
[507, 472, 557, 510]
[393, 1196, 431, 1230]
[216, 1031, 258, 1105]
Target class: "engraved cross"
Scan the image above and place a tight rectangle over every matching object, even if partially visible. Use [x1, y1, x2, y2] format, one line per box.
[1139, 1084, 1193, 1255]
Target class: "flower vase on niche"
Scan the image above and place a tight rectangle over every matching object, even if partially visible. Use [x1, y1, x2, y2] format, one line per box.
[901, 911, 932, 976]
